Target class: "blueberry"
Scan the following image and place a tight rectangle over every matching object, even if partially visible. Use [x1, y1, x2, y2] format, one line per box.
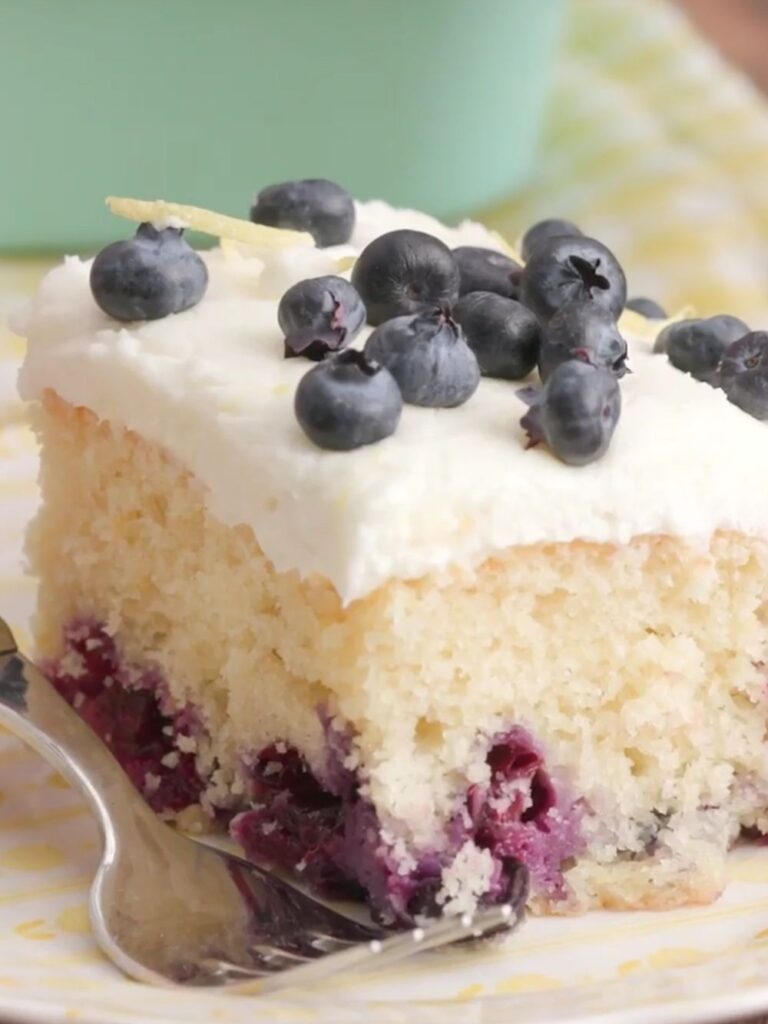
[653, 317, 699, 355]
[364, 309, 479, 407]
[520, 218, 582, 263]
[665, 314, 749, 384]
[452, 246, 521, 299]
[278, 275, 366, 361]
[538, 302, 628, 382]
[520, 236, 627, 322]
[351, 230, 460, 326]
[708, 314, 750, 346]
[90, 223, 208, 322]
[625, 296, 668, 319]
[720, 331, 768, 419]
[294, 350, 402, 451]
[405, 878, 443, 921]
[454, 292, 539, 380]
[519, 360, 621, 466]
[250, 178, 355, 248]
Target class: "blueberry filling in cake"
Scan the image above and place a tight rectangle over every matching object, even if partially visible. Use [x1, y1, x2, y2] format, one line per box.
[14, 183, 768, 925]
[46, 619, 577, 924]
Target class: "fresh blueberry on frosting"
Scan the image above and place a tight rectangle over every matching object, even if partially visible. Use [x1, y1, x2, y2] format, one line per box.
[720, 331, 768, 419]
[625, 296, 668, 320]
[452, 246, 521, 299]
[89, 223, 208, 322]
[653, 317, 698, 355]
[520, 236, 627, 322]
[538, 302, 628, 382]
[294, 349, 402, 451]
[709, 313, 750, 336]
[364, 308, 480, 408]
[518, 359, 621, 466]
[249, 178, 355, 248]
[454, 292, 540, 380]
[520, 218, 583, 263]
[278, 275, 366, 361]
[351, 230, 460, 326]
[665, 315, 749, 384]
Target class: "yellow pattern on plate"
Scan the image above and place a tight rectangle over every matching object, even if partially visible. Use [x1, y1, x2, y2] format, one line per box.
[0, 843, 66, 872]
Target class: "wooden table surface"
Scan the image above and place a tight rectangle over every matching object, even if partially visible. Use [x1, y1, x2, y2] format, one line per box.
[674, 0, 768, 93]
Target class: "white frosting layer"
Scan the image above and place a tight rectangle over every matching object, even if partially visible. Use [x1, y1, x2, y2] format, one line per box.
[16, 201, 768, 603]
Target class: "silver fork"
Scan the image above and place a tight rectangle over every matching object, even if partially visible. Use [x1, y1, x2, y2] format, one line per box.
[0, 617, 526, 993]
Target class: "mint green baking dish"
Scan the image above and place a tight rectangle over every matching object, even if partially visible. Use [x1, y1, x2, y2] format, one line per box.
[0, 0, 563, 252]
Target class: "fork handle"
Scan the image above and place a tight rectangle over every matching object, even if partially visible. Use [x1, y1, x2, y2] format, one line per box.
[0, 625, 155, 844]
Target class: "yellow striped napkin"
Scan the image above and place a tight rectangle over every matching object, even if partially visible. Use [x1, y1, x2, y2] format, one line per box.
[0, 261, 49, 425]
[483, 0, 768, 324]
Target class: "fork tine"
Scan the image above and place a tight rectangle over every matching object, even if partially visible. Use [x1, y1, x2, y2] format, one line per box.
[247, 901, 524, 995]
[196, 958, 272, 982]
[254, 929, 349, 961]
[261, 930, 366, 959]
[247, 943, 319, 966]
[305, 931, 364, 954]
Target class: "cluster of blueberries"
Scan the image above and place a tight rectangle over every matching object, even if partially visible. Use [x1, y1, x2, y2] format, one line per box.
[654, 315, 768, 420]
[265, 181, 633, 463]
[88, 178, 768, 466]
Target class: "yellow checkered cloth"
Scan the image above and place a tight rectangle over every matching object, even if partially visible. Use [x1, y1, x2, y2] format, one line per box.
[484, 0, 768, 323]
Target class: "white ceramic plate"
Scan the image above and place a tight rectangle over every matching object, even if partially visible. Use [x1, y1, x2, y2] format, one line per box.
[4, 390, 768, 1024]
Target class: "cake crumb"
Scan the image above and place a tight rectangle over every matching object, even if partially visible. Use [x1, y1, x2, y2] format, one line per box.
[176, 733, 197, 754]
[229, 774, 246, 796]
[466, 761, 490, 786]
[202, 767, 234, 810]
[175, 805, 212, 834]
[144, 772, 161, 795]
[161, 751, 180, 769]
[439, 842, 495, 917]
[381, 833, 417, 875]
[58, 650, 85, 679]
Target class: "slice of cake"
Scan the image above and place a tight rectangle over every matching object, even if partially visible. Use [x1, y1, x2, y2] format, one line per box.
[14, 182, 768, 925]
